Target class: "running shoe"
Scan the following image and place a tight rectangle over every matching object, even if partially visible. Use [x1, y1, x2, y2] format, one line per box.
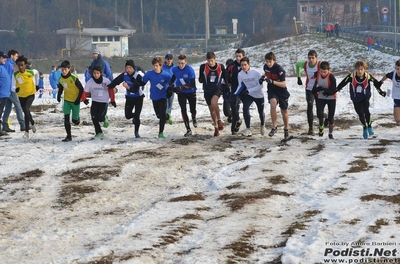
[234, 120, 242, 132]
[318, 126, 324, 137]
[268, 127, 277, 137]
[103, 116, 109, 128]
[135, 132, 140, 138]
[32, 125, 37, 133]
[328, 134, 334, 139]
[242, 128, 252, 137]
[184, 129, 192, 137]
[192, 117, 197, 128]
[22, 132, 29, 139]
[284, 129, 289, 140]
[62, 136, 72, 142]
[94, 133, 104, 139]
[158, 132, 166, 139]
[367, 126, 374, 136]
[363, 128, 368, 139]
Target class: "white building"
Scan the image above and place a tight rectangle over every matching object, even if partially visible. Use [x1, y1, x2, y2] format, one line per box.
[56, 26, 135, 58]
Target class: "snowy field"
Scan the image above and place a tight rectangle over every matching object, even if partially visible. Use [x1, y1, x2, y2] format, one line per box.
[1, 35, 399, 264]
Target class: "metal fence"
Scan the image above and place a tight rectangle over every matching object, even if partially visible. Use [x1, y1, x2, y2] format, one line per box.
[340, 25, 400, 53]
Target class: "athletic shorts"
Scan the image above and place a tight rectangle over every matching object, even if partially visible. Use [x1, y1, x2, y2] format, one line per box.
[204, 88, 222, 105]
[268, 89, 290, 110]
[394, 99, 400, 108]
[63, 100, 81, 120]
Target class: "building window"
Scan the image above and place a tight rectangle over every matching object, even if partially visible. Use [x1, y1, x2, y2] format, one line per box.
[302, 6, 307, 12]
[310, 6, 317, 15]
[107, 36, 113, 41]
[92, 36, 98, 42]
[114, 36, 120, 41]
[100, 36, 106, 42]
[344, 4, 350, 14]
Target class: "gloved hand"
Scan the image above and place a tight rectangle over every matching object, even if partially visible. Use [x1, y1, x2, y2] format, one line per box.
[297, 77, 303, 85]
[36, 85, 39, 91]
[377, 88, 386, 97]
[172, 86, 182, 93]
[57, 96, 61, 102]
[166, 87, 173, 98]
[322, 88, 336, 96]
[373, 80, 383, 89]
[83, 99, 89, 105]
[265, 78, 274, 84]
[15, 87, 20, 93]
[258, 76, 265, 85]
[111, 101, 117, 107]
[312, 86, 322, 94]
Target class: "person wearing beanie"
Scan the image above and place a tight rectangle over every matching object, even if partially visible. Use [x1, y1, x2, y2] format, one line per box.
[107, 59, 145, 138]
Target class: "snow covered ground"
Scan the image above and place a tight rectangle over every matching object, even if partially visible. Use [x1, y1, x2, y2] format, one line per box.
[1, 35, 399, 264]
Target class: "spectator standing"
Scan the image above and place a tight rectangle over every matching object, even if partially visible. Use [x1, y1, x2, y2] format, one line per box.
[49, 65, 58, 98]
[376, 36, 381, 50]
[367, 36, 373, 51]
[334, 23, 340, 37]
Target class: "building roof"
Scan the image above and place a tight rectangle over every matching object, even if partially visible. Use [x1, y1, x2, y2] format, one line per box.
[56, 26, 135, 37]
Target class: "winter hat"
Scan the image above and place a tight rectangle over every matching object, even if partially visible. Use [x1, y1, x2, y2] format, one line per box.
[92, 49, 100, 54]
[125, 60, 135, 68]
[0, 51, 8, 58]
[165, 54, 173, 59]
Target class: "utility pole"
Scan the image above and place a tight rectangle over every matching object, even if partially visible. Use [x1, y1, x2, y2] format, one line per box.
[205, 0, 210, 53]
[141, 0, 144, 33]
[395, 0, 397, 53]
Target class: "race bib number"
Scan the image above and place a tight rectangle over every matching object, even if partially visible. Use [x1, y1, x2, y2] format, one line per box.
[356, 85, 363, 93]
[156, 83, 163, 90]
[210, 76, 216, 82]
[17, 76, 23, 84]
[180, 78, 186, 85]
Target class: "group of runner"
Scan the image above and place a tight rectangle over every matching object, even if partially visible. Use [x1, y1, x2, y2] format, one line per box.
[2, 48, 399, 141]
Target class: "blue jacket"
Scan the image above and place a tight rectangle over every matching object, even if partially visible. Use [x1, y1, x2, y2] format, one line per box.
[0, 64, 11, 98]
[171, 65, 197, 94]
[49, 70, 58, 88]
[104, 60, 113, 81]
[142, 70, 171, 101]
[38, 77, 44, 88]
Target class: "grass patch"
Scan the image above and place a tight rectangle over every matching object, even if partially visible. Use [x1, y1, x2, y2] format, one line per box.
[225, 228, 257, 263]
[169, 192, 205, 202]
[268, 175, 289, 185]
[367, 218, 389, 234]
[308, 143, 325, 156]
[219, 189, 290, 211]
[153, 224, 197, 247]
[368, 147, 386, 157]
[1, 169, 44, 184]
[345, 158, 372, 173]
[327, 187, 347, 196]
[360, 194, 400, 205]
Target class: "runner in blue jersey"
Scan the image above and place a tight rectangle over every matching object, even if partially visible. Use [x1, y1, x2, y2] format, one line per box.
[169, 54, 197, 137]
